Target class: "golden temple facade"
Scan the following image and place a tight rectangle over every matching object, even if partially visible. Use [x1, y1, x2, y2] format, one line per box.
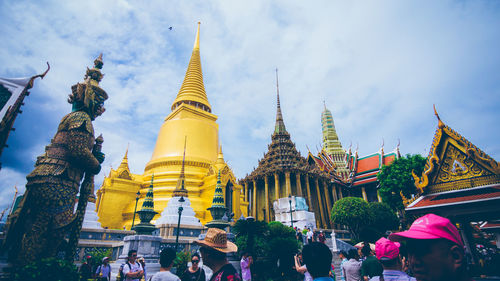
[95, 23, 248, 230]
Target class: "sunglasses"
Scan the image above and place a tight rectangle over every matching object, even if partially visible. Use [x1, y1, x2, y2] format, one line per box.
[192, 260, 199, 264]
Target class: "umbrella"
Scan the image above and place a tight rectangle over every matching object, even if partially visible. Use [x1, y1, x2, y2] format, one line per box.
[355, 242, 376, 252]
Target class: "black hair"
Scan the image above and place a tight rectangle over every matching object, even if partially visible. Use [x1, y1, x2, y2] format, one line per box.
[347, 248, 359, 260]
[380, 258, 399, 268]
[128, 250, 137, 257]
[302, 242, 332, 279]
[339, 251, 347, 258]
[160, 248, 177, 268]
[361, 244, 372, 257]
[191, 253, 200, 260]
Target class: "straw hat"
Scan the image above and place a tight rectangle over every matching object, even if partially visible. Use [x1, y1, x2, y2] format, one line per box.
[194, 228, 237, 253]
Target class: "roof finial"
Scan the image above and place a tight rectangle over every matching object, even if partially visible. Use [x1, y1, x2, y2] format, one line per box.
[194, 22, 201, 50]
[274, 68, 287, 134]
[323, 100, 327, 110]
[433, 104, 445, 129]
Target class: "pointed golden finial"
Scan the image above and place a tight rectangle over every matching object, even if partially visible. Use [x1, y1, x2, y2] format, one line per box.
[194, 22, 201, 50]
[171, 22, 211, 112]
[433, 104, 445, 129]
[323, 100, 327, 110]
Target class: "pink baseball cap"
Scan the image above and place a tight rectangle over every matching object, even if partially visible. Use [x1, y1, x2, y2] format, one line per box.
[375, 237, 400, 260]
[388, 214, 463, 246]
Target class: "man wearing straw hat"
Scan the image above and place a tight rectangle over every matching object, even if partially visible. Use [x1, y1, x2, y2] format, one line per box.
[194, 228, 241, 281]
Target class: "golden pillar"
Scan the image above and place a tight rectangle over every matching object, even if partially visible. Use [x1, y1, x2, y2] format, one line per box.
[285, 172, 291, 196]
[339, 187, 343, 199]
[305, 176, 313, 211]
[252, 180, 257, 218]
[315, 178, 327, 228]
[377, 190, 382, 202]
[332, 185, 338, 201]
[274, 173, 280, 200]
[362, 187, 368, 201]
[244, 182, 249, 202]
[296, 173, 303, 197]
[264, 176, 270, 222]
[323, 180, 332, 226]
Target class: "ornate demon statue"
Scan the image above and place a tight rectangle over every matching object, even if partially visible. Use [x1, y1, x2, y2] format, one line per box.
[4, 54, 108, 266]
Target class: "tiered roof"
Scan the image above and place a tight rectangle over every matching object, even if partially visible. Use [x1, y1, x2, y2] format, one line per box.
[244, 71, 318, 181]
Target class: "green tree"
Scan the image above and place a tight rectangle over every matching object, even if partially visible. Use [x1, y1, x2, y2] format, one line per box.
[233, 219, 269, 257]
[267, 221, 300, 279]
[87, 248, 112, 268]
[14, 257, 79, 281]
[174, 250, 192, 279]
[377, 154, 426, 213]
[330, 197, 373, 241]
[369, 202, 399, 234]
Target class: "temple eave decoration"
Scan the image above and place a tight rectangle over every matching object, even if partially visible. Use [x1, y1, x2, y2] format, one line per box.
[405, 107, 500, 209]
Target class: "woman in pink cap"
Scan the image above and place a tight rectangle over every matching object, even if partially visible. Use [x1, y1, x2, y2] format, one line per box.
[388, 213, 472, 281]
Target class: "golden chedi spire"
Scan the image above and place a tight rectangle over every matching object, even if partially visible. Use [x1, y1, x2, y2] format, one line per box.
[171, 22, 212, 113]
[117, 146, 130, 171]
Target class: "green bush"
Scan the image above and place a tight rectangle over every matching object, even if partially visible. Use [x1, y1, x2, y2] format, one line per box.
[174, 250, 191, 279]
[14, 257, 79, 281]
[331, 197, 373, 241]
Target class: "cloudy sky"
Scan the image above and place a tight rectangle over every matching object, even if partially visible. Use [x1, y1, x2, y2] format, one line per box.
[1, 1, 499, 216]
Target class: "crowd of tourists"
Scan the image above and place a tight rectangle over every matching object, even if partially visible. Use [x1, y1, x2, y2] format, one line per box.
[79, 213, 490, 281]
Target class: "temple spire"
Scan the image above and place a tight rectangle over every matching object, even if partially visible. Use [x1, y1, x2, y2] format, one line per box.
[117, 146, 130, 171]
[173, 136, 188, 197]
[171, 22, 212, 113]
[274, 68, 287, 134]
[141, 174, 155, 212]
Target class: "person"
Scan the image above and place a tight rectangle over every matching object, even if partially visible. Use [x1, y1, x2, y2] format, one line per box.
[183, 253, 206, 281]
[369, 238, 415, 281]
[138, 257, 147, 281]
[343, 248, 362, 281]
[194, 228, 241, 281]
[360, 243, 383, 280]
[307, 228, 314, 244]
[95, 256, 111, 281]
[79, 256, 93, 281]
[123, 250, 144, 281]
[388, 213, 472, 281]
[302, 242, 334, 281]
[151, 248, 180, 281]
[240, 252, 252, 281]
[339, 251, 348, 281]
[318, 231, 326, 244]
[297, 228, 304, 244]
[294, 252, 313, 281]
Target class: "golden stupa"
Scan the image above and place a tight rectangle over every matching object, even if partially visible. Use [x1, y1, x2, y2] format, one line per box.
[95, 23, 248, 229]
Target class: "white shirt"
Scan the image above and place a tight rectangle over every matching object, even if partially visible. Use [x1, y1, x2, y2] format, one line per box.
[122, 261, 143, 281]
[307, 231, 313, 239]
[151, 271, 181, 281]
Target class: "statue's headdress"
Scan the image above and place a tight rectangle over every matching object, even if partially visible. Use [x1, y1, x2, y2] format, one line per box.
[68, 54, 108, 111]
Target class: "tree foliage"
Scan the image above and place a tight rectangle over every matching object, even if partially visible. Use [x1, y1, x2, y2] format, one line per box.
[368, 202, 399, 234]
[377, 154, 426, 212]
[14, 257, 79, 281]
[331, 197, 373, 240]
[87, 248, 112, 267]
[233, 219, 269, 257]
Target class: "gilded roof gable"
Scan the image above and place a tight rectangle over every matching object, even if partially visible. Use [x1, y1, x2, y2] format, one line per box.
[411, 107, 500, 198]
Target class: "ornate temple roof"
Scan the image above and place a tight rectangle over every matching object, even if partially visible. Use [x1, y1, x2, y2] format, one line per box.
[171, 22, 212, 113]
[406, 106, 500, 207]
[243, 71, 313, 181]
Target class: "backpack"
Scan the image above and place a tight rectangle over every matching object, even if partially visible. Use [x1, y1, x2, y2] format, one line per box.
[118, 262, 131, 281]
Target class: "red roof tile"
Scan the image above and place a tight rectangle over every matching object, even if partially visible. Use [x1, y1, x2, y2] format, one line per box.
[409, 187, 500, 209]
